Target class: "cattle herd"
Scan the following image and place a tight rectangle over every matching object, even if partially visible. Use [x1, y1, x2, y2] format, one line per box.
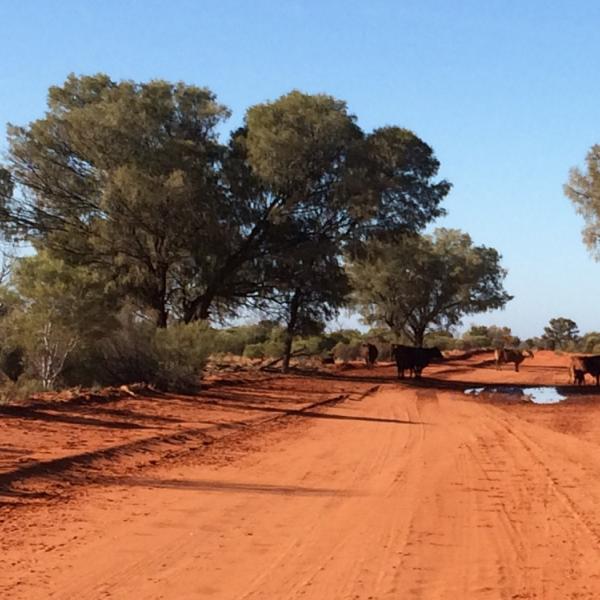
[355, 343, 600, 386]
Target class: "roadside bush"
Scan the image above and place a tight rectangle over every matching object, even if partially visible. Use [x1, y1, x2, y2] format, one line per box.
[460, 335, 490, 350]
[242, 343, 266, 359]
[0, 377, 44, 405]
[212, 330, 248, 356]
[424, 331, 457, 351]
[94, 316, 157, 385]
[152, 321, 213, 391]
[332, 339, 363, 362]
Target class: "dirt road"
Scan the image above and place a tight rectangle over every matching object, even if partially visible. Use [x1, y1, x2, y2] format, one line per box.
[4, 354, 600, 598]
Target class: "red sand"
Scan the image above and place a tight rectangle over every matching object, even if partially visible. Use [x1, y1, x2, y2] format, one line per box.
[3, 351, 600, 599]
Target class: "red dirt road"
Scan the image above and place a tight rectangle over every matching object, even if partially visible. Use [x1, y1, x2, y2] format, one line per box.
[4, 352, 600, 599]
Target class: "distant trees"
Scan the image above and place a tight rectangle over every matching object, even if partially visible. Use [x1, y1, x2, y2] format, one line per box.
[541, 317, 580, 350]
[347, 228, 512, 346]
[565, 145, 600, 258]
[462, 324, 519, 349]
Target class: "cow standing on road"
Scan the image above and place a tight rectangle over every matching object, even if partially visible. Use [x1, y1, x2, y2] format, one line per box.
[569, 355, 600, 385]
[361, 343, 379, 369]
[494, 348, 534, 372]
[391, 344, 443, 379]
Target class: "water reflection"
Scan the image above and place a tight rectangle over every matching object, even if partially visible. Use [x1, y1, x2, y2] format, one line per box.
[464, 386, 566, 405]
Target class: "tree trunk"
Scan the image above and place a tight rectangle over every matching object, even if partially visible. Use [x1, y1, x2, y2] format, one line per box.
[282, 289, 301, 374]
[155, 266, 169, 328]
[183, 292, 213, 323]
[413, 327, 426, 347]
[156, 307, 169, 328]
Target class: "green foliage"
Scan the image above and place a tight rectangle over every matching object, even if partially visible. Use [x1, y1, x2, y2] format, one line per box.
[242, 339, 284, 360]
[0, 75, 459, 388]
[579, 331, 600, 353]
[4, 252, 120, 388]
[424, 330, 458, 351]
[542, 317, 580, 350]
[332, 339, 364, 362]
[461, 324, 519, 349]
[0, 377, 44, 405]
[348, 229, 512, 345]
[152, 321, 213, 391]
[4, 78, 450, 331]
[5, 74, 230, 326]
[565, 145, 600, 258]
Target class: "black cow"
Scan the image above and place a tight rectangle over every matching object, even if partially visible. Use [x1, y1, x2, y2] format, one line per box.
[391, 344, 443, 379]
[569, 355, 600, 385]
[360, 343, 379, 368]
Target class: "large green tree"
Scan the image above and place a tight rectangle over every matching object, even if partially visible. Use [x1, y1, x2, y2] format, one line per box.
[348, 228, 512, 346]
[565, 144, 600, 257]
[2, 78, 450, 335]
[2, 74, 229, 326]
[241, 91, 450, 369]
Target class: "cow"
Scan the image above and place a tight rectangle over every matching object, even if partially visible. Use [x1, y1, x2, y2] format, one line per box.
[391, 344, 443, 379]
[569, 355, 600, 386]
[360, 343, 379, 368]
[494, 348, 534, 372]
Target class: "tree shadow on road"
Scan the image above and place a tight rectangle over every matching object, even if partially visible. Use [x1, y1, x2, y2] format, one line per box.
[101, 475, 362, 497]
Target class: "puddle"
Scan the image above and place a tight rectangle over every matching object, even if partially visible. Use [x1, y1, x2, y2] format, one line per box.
[464, 386, 567, 405]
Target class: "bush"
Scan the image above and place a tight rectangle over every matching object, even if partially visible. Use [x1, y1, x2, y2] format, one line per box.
[332, 339, 363, 362]
[152, 321, 213, 391]
[94, 317, 158, 385]
[424, 331, 457, 351]
[0, 377, 44, 405]
[68, 317, 213, 392]
[460, 335, 490, 350]
[243, 343, 266, 359]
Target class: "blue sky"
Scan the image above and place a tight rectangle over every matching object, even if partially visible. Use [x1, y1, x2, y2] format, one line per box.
[1, 0, 599, 338]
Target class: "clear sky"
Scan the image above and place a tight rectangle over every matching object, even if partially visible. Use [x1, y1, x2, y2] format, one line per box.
[1, 0, 599, 338]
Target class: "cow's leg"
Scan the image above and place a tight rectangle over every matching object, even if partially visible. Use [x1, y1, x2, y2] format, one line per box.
[514, 361, 519, 372]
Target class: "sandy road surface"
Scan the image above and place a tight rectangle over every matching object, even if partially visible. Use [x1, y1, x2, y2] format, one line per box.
[4, 354, 600, 598]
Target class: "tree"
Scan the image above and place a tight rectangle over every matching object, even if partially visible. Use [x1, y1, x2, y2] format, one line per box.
[2, 74, 230, 327]
[348, 228, 512, 346]
[258, 237, 350, 372]
[565, 145, 600, 258]
[2, 79, 450, 332]
[10, 251, 120, 388]
[462, 324, 519, 348]
[241, 91, 450, 369]
[542, 317, 579, 350]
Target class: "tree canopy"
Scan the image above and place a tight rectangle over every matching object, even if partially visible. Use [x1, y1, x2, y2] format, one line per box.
[1, 76, 450, 348]
[541, 317, 580, 350]
[565, 144, 600, 258]
[348, 228, 512, 346]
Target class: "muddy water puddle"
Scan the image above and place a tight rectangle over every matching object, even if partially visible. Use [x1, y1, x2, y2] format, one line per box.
[464, 386, 567, 404]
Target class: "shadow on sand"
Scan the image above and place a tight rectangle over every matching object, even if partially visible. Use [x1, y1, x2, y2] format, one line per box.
[99, 475, 361, 498]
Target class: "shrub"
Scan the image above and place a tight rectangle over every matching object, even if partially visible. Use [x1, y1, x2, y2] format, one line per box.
[243, 343, 266, 359]
[0, 377, 44, 405]
[152, 321, 213, 391]
[332, 339, 363, 362]
[95, 317, 158, 385]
